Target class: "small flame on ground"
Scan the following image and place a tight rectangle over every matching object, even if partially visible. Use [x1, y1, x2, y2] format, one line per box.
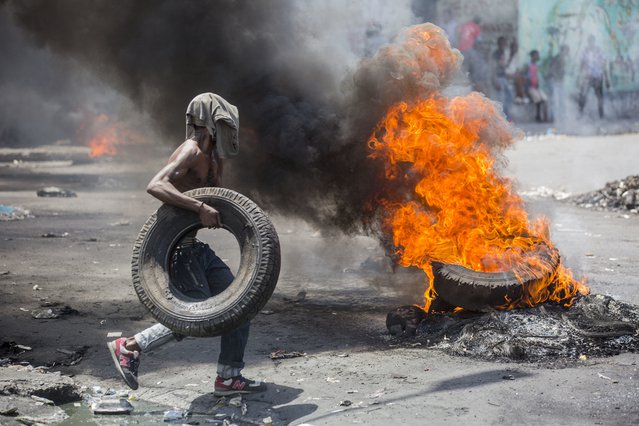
[84, 113, 146, 158]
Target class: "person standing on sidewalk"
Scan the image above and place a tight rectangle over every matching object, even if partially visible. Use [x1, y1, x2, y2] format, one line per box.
[108, 93, 266, 396]
[492, 36, 517, 120]
[578, 35, 610, 119]
[546, 44, 569, 123]
[525, 50, 549, 122]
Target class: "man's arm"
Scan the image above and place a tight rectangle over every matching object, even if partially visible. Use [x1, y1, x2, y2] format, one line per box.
[146, 144, 222, 227]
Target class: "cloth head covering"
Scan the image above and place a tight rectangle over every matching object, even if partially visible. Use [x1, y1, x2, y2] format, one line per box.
[185, 93, 240, 158]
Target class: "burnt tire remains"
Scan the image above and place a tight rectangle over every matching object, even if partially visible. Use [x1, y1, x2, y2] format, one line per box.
[131, 187, 280, 337]
[432, 245, 560, 312]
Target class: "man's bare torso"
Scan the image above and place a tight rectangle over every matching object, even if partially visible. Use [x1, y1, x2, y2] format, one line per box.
[170, 140, 220, 193]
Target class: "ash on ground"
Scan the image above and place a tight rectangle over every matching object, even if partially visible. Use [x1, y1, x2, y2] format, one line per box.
[410, 294, 639, 362]
[570, 175, 639, 213]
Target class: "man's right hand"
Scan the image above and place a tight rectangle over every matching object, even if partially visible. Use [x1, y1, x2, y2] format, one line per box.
[199, 204, 222, 228]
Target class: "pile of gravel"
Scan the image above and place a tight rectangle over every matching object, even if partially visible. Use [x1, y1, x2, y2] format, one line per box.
[570, 175, 639, 213]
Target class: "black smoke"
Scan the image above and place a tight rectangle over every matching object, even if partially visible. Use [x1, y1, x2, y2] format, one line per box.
[6, 0, 468, 233]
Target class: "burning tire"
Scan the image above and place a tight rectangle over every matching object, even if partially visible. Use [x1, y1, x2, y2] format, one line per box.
[131, 187, 281, 337]
[432, 245, 560, 312]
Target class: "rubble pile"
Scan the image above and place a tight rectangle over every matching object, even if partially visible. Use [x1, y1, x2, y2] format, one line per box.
[570, 175, 639, 213]
[0, 363, 81, 424]
[405, 294, 639, 362]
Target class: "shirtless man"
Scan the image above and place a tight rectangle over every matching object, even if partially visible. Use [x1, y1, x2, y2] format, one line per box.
[107, 93, 266, 396]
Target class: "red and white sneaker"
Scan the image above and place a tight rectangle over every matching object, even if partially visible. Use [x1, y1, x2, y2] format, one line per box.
[214, 375, 267, 396]
[107, 338, 140, 390]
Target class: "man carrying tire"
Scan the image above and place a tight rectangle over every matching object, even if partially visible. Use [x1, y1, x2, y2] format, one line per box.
[108, 93, 266, 396]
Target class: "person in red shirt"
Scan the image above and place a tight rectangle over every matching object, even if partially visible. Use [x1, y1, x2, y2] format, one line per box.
[525, 50, 548, 122]
[458, 17, 481, 52]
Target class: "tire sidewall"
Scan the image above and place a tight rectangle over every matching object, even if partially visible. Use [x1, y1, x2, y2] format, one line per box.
[131, 187, 280, 337]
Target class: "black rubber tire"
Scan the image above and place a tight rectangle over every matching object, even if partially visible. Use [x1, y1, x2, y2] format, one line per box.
[131, 187, 281, 337]
[432, 244, 560, 312]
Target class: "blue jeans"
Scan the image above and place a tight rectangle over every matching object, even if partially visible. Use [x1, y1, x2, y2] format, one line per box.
[134, 241, 250, 378]
[497, 76, 513, 119]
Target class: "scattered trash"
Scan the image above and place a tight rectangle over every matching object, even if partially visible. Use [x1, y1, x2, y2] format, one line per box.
[262, 417, 273, 425]
[162, 408, 190, 422]
[32, 284, 40, 291]
[31, 395, 54, 405]
[0, 204, 32, 221]
[0, 341, 33, 355]
[326, 377, 340, 383]
[106, 331, 122, 338]
[386, 305, 426, 337]
[598, 373, 612, 380]
[228, 396, 242, 407]
[270, 349, 306, 360]
[368, 388, 386, 399]
[502, 374, 515, 380]
[115, 390, 130, 398]
[31, 305, 79, 319]
[36, 186, 77, 198]
[391, 374, 407, 379]
[339, 400, 352, 407]
[260, 310, 275, 315]
[241, 402, 248, 415]
[336, 353, 349, 357]
[109, 219, 131, 226]
[579, 354, 588, 361]
[41, 232, 69, 238]
[520, 186, 571, 201]
[0, 270, 10, 276]
[91, 398, 134, 415]
[346, 390, 358, 394]
[31, 309, 57, 319]
[53, 346, 88, 366]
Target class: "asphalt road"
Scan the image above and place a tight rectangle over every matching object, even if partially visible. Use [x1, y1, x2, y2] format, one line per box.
[0, 132, 638, 425]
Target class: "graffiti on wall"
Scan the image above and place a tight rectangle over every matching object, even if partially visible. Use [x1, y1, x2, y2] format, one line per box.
[520, 0, 639, 93]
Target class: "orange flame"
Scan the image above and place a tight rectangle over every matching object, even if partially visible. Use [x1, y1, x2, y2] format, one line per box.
[85, 113, 146, 158]
[368, 87, 588, 312]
